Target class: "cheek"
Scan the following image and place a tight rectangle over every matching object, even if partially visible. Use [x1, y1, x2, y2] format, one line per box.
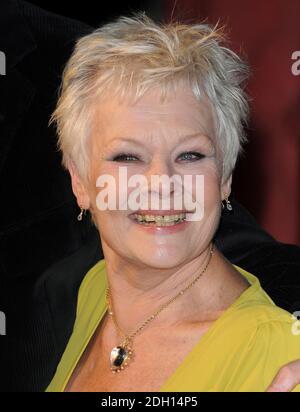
[88, 163, 120, 212]
[87, 169, 133, 233]
[204, 175, 221, 207]
[202, 176, 222, 236]
[190, 164, 222, 233]
[190, 161, 221, 206]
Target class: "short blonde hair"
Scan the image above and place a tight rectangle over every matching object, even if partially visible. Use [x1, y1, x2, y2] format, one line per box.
[50, 11, 249, 183]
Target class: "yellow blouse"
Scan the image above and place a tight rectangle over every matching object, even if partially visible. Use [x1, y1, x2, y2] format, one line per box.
[46, 259, 300, 392]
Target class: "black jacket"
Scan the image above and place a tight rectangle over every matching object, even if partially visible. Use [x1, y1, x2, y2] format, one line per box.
[0, 0, 92, 391]
[0, 0, 299, 392]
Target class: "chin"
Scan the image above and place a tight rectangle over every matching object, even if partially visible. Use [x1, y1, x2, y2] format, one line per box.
[132, 248, 188, 270]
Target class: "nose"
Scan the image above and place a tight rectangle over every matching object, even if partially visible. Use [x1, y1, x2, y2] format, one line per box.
[141, 157, 178, 207]
[146, 155, 173, 177]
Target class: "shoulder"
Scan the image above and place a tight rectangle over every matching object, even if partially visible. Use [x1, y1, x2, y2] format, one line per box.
[78, 259, 105, 297]
[220, 297, 299, 347]
[238, 305, 300, 391]
[227, 266, 299, 343]
[231, 299, 299, 344]
[35, 226, 101, 302]
[242, 303, 300, 358]
[33, 226, 102, 359]
[45, 258, 107, 392]
[76, 258, 107, 318]
[218, 265, 300, 361]
[210, 278, 300, 391]
[224, 275, 300, 388]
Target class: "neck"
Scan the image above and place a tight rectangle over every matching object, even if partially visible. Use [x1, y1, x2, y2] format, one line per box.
[100, 243, 241, 334]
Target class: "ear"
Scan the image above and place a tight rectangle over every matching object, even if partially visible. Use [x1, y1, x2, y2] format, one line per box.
[221, 174, 232, 200]
[67, 158, 90, 209]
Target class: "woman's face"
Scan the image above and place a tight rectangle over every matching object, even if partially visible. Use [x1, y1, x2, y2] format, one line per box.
[72, 84, 231, 269]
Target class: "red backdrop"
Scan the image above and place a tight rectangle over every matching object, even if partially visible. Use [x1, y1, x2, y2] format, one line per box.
[164, 0, 300, 244]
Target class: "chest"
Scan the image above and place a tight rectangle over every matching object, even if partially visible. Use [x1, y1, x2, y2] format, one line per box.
[65, 323, 212, 392]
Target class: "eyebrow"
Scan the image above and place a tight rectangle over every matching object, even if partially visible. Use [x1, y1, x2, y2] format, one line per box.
[108, 133, 213, 146]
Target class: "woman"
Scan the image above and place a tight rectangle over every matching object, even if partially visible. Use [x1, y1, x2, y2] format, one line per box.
[46, 13, 300, 392]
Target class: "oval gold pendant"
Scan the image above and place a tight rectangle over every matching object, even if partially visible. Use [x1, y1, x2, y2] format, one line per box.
[110, 345, 133, 373]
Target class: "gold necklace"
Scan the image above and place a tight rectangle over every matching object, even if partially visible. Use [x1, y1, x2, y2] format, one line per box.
[105, 243, 214, 373]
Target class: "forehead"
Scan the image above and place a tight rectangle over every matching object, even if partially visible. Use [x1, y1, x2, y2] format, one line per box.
[91, 85, 215, 144]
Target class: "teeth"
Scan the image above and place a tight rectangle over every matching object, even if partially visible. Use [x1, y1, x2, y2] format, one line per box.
[133, 213, 186, 225]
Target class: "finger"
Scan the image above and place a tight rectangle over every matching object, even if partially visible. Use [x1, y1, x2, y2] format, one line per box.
[266, 360, 300, 392]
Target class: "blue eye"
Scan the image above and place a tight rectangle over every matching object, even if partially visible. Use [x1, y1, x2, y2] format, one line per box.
[178, 152, 205, 161]
[112, 153, 140, 162]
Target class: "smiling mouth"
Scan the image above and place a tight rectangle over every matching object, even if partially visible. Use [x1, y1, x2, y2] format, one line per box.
[130, 212, 187, 227]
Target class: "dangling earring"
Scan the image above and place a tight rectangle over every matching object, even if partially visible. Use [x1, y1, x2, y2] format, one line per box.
[225, 196, 233, 211]
[77, 205, 86, 221]
[222, 196, 233, 211]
